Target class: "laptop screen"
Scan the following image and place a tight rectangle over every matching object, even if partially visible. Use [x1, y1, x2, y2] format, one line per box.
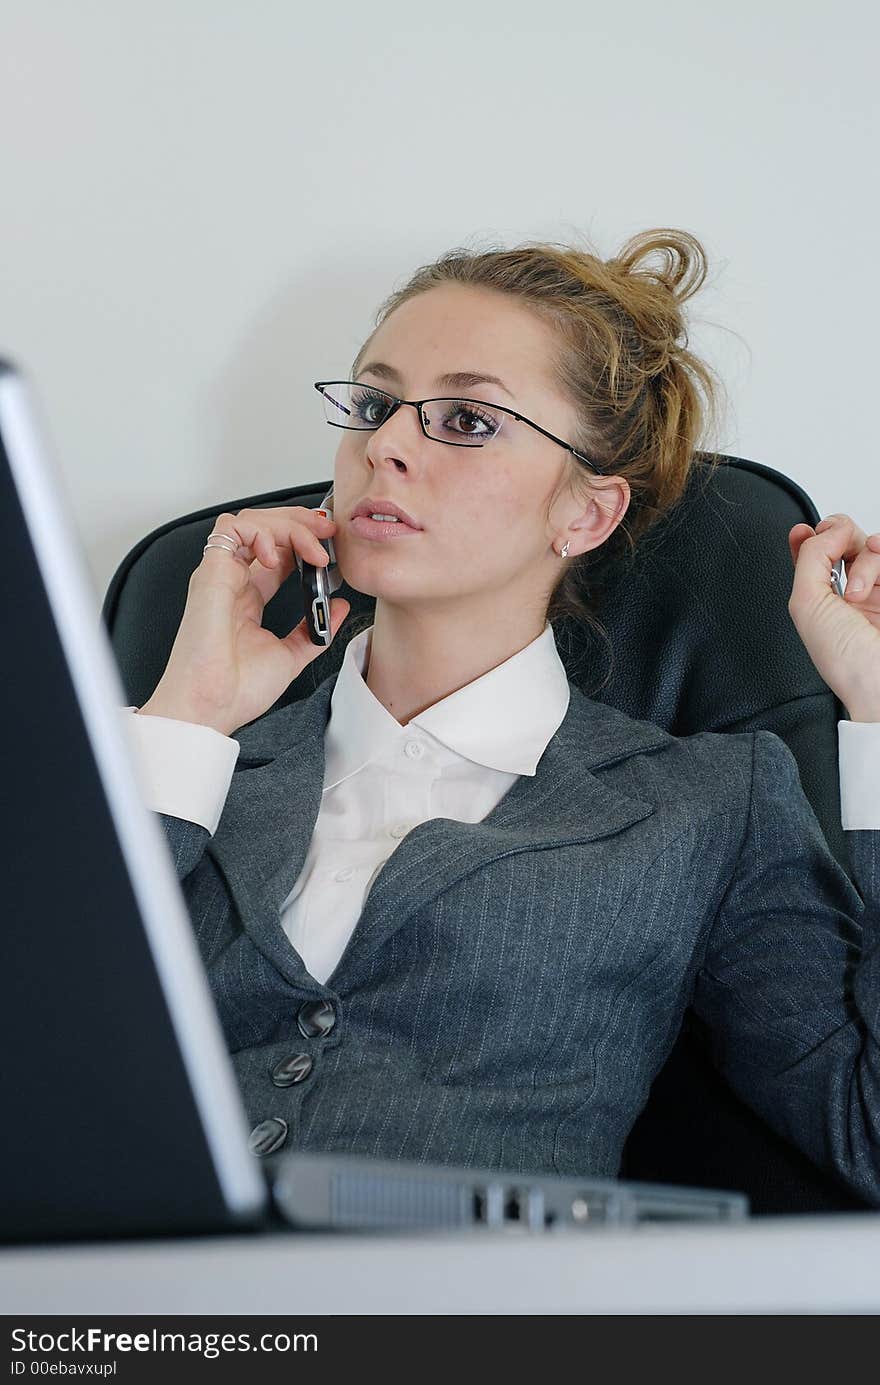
[0, 360, 266, 1240]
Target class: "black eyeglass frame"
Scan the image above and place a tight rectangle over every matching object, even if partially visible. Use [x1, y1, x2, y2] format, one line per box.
[313, 380, 606, 475]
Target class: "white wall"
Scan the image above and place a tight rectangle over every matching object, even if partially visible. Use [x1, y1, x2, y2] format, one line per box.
[1, 0, 878, 604]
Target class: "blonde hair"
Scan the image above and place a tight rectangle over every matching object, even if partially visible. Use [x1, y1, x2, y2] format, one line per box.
[346, 227, 726, 671]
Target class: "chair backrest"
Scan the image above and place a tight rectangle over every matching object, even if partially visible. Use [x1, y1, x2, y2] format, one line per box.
[102, 454, 870, 1214]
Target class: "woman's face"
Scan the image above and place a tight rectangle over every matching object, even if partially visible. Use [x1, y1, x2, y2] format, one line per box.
[330, 283, 617, 616]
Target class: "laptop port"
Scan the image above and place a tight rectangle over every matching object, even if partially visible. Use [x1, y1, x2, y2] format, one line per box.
[504, 1189, 523, 1221]
[472, 1183, 504, 1226]
[570, 1196, 592, 1222]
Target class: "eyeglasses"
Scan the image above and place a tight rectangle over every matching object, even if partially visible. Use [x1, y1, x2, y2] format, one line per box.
[313, 380, 605, 474]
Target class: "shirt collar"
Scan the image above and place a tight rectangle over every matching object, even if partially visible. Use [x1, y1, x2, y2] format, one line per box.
[323, 621, 571, 790]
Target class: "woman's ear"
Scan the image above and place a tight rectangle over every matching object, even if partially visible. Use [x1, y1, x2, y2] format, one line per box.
[568, 476, 630, 555]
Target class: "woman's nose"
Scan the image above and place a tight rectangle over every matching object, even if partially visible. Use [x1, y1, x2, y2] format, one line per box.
[367, 402, 425, 465]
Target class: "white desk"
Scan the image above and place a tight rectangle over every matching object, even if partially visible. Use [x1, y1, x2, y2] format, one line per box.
[2, 1214, 879, 1314]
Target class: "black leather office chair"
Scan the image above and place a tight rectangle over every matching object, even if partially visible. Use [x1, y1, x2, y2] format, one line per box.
[101, 453, 872, 1215]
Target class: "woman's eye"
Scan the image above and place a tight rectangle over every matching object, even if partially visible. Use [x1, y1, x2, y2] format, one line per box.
[444, 404, 500, 438]
[352, 389, 392, 425]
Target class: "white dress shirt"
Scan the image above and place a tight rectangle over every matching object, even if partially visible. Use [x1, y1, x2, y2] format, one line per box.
[119, 623, 880, 985]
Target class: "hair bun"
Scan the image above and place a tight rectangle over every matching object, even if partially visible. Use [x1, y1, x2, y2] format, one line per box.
[608, 228, 708, 306]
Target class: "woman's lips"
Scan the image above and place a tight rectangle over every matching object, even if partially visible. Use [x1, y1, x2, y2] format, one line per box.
[349, 516, 423, 540]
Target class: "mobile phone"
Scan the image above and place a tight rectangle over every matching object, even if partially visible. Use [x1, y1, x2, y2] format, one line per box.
[296, 488, 343, 646]
[831, 559, 845, 597]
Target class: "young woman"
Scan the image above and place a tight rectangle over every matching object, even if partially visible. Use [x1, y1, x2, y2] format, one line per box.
[124, 229, 880, 1202]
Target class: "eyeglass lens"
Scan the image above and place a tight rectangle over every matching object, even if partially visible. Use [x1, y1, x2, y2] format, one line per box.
[319, 382, 504, 445]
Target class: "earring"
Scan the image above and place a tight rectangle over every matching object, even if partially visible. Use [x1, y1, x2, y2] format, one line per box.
[559, 540, 570, 559]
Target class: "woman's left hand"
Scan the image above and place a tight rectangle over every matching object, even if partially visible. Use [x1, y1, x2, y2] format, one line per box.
[789, 515, 880, 721]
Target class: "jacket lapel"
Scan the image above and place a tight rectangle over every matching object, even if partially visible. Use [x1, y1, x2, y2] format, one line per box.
[206, 678, 335, 985]
[206, 671, 674, 989]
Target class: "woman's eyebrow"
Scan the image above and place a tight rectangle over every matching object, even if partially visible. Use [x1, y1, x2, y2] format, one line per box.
[358, 361, 515, 399]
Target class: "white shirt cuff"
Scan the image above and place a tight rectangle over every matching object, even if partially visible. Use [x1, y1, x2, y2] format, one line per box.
[838, 719, 880, 830]
[118, 707, 240, 835]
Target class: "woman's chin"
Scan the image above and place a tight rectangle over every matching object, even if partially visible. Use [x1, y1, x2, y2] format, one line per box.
[336, 551, 421, 599]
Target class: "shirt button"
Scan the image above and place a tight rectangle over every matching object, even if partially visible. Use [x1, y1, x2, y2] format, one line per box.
[248, 1117, 288, 1156]
[388, 823, 410, 839]
[404, 740, 424, 759]
[333, 866, 354, 882]
[297, 998, 336, 1038]
[270, 1053, 314, 1087]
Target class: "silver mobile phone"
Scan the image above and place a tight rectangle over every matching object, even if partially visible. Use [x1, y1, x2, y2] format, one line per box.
[831, 558, 845, 597]
[296, 489, 343, 646]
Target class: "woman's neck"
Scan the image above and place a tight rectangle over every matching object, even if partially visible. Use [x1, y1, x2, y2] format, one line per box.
[363, 601, 548, 726]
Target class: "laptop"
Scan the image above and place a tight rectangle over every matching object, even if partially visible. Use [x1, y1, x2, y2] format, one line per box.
[0, 357, 748, 1243]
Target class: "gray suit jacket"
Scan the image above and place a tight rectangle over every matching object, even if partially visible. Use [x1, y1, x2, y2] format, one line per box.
[157, 672, 880, 1204]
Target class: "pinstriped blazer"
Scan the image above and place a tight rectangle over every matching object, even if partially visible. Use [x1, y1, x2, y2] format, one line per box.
[158, 669, 880, 1205]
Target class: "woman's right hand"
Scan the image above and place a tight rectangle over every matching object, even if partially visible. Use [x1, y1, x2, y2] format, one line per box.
[138, 506, 351, 736]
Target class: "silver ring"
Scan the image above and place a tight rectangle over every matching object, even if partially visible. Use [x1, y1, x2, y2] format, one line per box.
[203, 532, 240, 556]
